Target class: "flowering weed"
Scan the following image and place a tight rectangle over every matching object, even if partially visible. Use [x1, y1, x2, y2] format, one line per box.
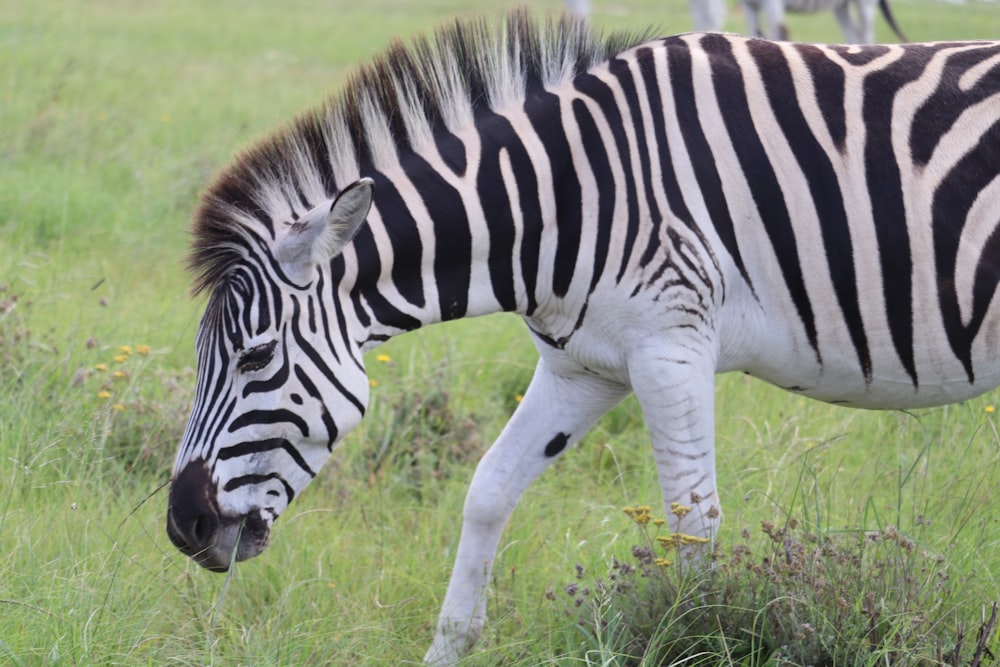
[558, 508, 999, 665]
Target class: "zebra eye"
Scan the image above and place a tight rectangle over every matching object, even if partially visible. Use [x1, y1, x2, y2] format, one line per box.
[237, 340, 277, 373]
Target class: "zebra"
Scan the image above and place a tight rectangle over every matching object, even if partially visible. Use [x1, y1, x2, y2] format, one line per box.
[565, 0, 589, 19]
[566, 0, 727, 35]
[690, 0, 728, 32]
[568, 0, 728, 34]
[165, 9, 1000, 665]
[742, 0, 908, 43]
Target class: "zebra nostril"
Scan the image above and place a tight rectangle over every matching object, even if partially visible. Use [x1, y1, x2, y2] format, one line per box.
[191, 512, 218, 548]
[167, 504, 219, 552]
[167, 459, 221, 553]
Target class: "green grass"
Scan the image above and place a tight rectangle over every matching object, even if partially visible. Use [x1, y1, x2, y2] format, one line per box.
[2, 0, 1000, 664]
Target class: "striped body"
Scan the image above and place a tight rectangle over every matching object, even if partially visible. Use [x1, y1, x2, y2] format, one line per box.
[166, 15, 1000, 665]
[672, 38, 1000, 407]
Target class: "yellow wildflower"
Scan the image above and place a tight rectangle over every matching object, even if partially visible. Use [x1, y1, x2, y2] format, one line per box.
[376, 354, 392, 363]
[623, 505, 653, 525]
[652, 518, 666, 527]
[135, 344, 151, 356]
[369, 379, 379, 388]
[515, 394, 523, 403]
[111, 403, 125, 412]
[670, 502, 692, 518]
[986, 405, 995, 413]
[98, 390, 112, 399]
[114, 354, 128, 363]
[654, 558, 673, 568]
[118, 345, 133, 356]
[112, 371, 127, 380]
[94, 364, 108, 372]
[657, 532, 711, 551]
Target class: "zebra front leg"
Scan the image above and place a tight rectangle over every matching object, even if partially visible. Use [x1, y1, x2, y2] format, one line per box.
[628, 345, 720, 562]
[423, 359, 628, 666]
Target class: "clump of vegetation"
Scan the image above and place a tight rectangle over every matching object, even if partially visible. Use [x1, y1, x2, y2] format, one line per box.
[557, 505, 999, 665]
[354, 354, 483, 497]
[94, 363, 194, 480]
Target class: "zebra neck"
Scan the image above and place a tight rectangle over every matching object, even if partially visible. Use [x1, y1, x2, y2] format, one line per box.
[345, 119, 568, 343]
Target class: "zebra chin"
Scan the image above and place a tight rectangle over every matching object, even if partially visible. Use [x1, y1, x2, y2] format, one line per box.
[166, 459, 272, 572]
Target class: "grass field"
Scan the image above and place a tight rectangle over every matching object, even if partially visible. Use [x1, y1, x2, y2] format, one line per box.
[3, 0, 1000, 664]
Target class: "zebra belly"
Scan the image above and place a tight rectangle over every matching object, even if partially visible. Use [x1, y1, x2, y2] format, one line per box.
[735, 317, 1000, 410]
[753, 362, 1000, 411]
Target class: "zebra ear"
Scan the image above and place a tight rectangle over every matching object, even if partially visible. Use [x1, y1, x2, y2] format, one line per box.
[274, 178, 374, 274]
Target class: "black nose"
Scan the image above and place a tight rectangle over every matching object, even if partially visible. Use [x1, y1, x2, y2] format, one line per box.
[166, 460, 227, 572]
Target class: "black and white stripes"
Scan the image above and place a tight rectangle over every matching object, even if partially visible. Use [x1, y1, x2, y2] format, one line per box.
[167, 12, 1000, 664]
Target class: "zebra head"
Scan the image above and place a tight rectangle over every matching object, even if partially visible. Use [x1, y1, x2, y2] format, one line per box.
[167, 179, 374, 571]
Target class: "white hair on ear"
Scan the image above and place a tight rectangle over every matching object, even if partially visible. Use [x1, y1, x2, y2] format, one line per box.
[273, 178, 373, 278]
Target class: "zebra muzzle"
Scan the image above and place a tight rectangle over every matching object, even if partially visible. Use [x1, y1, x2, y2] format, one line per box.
[166, 459, 271, 571]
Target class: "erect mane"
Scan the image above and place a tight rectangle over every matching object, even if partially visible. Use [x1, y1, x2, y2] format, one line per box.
[188, 8, 655, 296]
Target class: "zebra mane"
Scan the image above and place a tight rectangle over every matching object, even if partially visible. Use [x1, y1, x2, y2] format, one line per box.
[189, 8, 653, 296]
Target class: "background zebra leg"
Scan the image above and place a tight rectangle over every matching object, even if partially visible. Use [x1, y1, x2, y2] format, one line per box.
[689, 0, 727, 32]
[740, 0, 765, 37]
[762, 0, 789, 40]
[423, 359, 628, 666]
[628, 348, 720, 560]
[834, 2, 863, 43]
[856, 0, 877, 43]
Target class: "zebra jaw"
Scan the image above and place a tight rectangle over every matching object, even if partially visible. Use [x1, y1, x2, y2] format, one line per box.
[166, 459, 272, 572]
